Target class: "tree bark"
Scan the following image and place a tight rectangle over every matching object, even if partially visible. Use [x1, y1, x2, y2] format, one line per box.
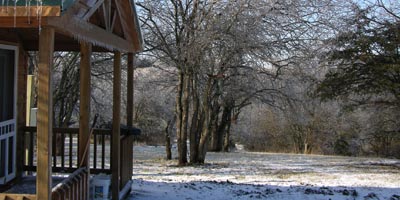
[218, 106, 232, 152]
[189, 75, 200, 164]
[165, 119, 173, 160]
[209, 107, 220, 152]
[223, 118, 232, 152]
[197, 78, 213, 163]
[199, 102, 220, 163]
[176, 70, 188, 165]
[181, 73, 190, 163]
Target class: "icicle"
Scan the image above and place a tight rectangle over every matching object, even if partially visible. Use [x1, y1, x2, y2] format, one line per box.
[36, 0, 38, 19]
[61, 0, 64, 11]
[37, 0, 42, 33]
[6, 0, 9, 13]
[71, 32, 116, 52]
[1, 0, 4, 13]
[1, 0, 4, 12]
[27, 0, 31, 24]
[13, 0, 18, 27]
[39, 0, 42, 33]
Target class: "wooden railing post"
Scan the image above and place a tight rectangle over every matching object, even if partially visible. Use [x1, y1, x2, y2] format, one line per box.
[112, 51, 122, 200]
[37, 27, 55, 200]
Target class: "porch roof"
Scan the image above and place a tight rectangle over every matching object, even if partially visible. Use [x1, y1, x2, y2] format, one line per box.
[0, 0, 143, 53]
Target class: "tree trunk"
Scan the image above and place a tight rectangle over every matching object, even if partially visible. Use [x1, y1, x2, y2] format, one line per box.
[165, 129, 172, 160]
[209, 109, 220, 152]
[165, 119, 174, 160]
[189, 75, 200, 164]
[197, 78, 213, 163]
[210, 104, 232, 152]
[198, 128, 209, 164]
[176, 71, 187, 165]
[199, 103, 220, 163]
[217, 106, 232, 151]
[181, 73, 190, 164]
[223, 119, 231, 152]
[222, 106, 233, 152]
[198, 108, 210, 164]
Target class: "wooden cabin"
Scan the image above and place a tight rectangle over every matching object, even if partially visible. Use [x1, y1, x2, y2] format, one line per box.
[0, 0, 143, 199]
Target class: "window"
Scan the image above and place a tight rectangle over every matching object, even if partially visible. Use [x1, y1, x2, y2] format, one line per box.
[0, 49, 15, 122]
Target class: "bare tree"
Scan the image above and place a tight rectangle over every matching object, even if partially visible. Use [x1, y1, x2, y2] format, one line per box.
[136, 0, 361, 164]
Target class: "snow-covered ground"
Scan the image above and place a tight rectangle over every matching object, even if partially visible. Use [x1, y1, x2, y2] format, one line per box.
[127, 145, 400, 200]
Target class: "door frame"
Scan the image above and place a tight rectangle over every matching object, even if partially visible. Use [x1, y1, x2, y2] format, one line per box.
[0, 43, 19, 184]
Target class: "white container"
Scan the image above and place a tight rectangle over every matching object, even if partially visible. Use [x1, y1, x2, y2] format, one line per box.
[92, 175, 111, 200]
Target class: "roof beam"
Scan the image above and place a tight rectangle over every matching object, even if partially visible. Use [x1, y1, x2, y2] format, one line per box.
[102, 0, 112, 31]
[110, 9, 118, 32]
[0, 6, 60, 17]
[46, 16, 134, 52]
[0, 17, 42, 28]
[82, 0, 105, 21]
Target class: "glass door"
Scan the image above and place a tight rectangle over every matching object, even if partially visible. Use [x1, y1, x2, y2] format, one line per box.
[0, 45, 17, 184]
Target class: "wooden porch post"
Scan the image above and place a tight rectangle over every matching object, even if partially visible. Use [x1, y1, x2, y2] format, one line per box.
[112, 51, 122, 200]
[36, 27, 55, 200]
[127, 54, 134, 138]
[78, 42, 92, 166]
[120, 53, 135, 188]
[78, 42, 91, 200]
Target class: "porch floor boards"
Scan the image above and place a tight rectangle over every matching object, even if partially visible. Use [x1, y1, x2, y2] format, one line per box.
[4, 175, 66, 194]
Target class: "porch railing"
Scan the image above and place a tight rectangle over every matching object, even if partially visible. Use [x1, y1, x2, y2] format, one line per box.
[22, 126, 112, 174]
[6, 126, 135, 199]
[51, 167, 88, 200]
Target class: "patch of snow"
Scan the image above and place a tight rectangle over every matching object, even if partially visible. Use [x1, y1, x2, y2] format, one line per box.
[234, 143, 245, 152]
[127, 145, 400, 200]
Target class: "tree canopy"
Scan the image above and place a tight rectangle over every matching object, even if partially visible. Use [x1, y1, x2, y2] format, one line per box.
[316, 9, 400, 107]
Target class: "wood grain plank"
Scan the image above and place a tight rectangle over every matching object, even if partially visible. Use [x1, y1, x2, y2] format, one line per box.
[78, 41, 91, 200]
[78, 42, 91, 168]
[112, 51, 122, 200]
[0, 6, 60, 17]
[36, 27, 54, 200]
[127, 53, 134, 127]
[0, 17, 45, 28]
